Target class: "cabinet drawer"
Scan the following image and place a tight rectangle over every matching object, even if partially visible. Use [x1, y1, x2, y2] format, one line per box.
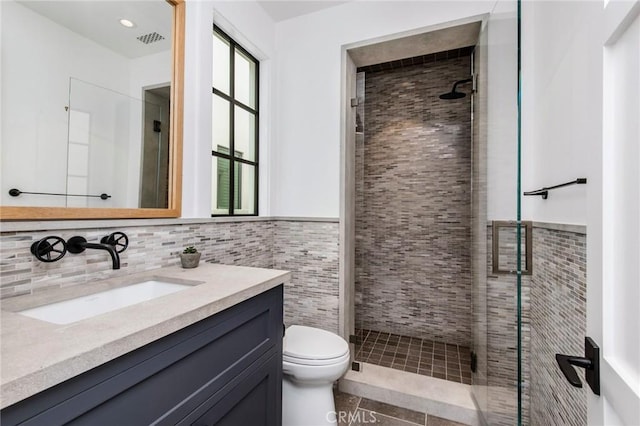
[1, 285, 283, 426]
[178, 350, 281, 426]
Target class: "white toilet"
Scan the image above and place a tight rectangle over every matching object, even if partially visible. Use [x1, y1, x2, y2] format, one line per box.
[282, 325, 350, 426]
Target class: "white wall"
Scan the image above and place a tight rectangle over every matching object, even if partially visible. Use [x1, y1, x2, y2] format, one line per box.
[521, 1, 602, 226]
[181, 1, 275, 218]
[272, 1, 495, 218]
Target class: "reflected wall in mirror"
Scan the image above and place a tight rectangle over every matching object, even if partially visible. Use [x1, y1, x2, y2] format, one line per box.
[0, 0, 184, 219]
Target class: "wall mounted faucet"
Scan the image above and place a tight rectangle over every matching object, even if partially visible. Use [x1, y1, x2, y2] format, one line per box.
[67, 237, 120, 269]
[66, 232, 129, 270]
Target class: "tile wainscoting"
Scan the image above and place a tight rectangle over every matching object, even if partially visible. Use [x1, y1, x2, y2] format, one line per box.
[476, 222, 587, 426]
[475, 223, 531, 426]
[0, 218, 340, 334]
[0, 218, 588, 425]
[530, 224, 587, 426]
[273, 220, 340, 333]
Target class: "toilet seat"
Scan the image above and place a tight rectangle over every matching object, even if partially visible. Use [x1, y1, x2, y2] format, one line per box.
[283, 325, 349, 365]
[283, 351, 350, 366]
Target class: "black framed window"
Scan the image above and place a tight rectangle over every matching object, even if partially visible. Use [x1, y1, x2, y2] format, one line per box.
[212, 26, 258, 216]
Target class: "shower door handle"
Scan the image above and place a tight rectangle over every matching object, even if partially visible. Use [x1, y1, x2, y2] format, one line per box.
[555, 336, 600, 395]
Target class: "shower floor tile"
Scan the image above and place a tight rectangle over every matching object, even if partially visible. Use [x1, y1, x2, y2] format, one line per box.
[354, 329, 472, 385]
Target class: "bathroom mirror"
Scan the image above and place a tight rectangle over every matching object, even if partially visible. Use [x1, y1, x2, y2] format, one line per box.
[0, 0, 184, 220]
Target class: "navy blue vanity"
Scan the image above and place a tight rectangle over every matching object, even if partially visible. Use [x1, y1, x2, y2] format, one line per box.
[1, 285, 283, 426]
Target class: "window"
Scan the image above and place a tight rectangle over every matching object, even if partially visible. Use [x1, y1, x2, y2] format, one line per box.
[212, 26, 258, 215]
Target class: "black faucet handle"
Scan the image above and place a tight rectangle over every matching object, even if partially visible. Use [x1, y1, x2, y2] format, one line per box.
[100, 232, 129, 253]
[31, 236, 67, 262]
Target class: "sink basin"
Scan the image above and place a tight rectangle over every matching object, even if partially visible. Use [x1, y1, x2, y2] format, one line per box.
[19, 280, 192, 325]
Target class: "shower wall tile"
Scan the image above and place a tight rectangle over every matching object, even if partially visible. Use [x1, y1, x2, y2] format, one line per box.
[479, 224, 586, 426]
[355, 56, 473, 346]
[530, 226, 587, 426]
[0, 220, 341, 335]
[272, 221, 340, 334]
[485, 276, 532, 426]
[356, 46, 474, 73]
[482, 224, 531, 426]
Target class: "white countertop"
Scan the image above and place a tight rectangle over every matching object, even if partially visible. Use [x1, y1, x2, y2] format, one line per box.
[0, 263, 290, 409]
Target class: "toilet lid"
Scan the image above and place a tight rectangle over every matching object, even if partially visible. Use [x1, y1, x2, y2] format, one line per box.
[283, 325, 349, 361]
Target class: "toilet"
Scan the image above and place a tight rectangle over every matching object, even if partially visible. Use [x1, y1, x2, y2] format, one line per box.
[282, 325, 350, 426]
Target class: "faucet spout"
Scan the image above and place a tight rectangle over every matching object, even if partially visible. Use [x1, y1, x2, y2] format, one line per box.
[66, 236, 121, 269]
[82, 242, 120, 269]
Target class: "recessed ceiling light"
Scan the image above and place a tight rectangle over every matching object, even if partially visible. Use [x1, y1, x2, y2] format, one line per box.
[119, 18, 135, 28]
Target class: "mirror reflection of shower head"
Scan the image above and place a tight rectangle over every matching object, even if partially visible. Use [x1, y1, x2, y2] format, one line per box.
[439, 78, 473, 100]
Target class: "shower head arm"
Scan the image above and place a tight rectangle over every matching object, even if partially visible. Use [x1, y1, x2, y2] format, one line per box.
[439, 77, 474, 100]
[451, 78, 473, 92]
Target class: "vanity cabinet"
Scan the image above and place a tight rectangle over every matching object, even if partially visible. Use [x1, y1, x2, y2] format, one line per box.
[1, 285, 283, 426]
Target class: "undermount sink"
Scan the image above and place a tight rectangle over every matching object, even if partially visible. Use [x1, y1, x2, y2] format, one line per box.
[19, 279, 194, 325]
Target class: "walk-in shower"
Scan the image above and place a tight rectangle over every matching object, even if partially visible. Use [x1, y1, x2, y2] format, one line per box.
[353, 47, 474, 387]
[342, 6, 523, 425]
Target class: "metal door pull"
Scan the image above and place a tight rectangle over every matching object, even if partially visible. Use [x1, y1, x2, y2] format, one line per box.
[555, 336, 600, 395]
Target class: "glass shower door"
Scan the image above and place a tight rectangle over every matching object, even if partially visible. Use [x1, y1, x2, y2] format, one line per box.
[470, 0, 523, 424]
[353, 70, 367, 367]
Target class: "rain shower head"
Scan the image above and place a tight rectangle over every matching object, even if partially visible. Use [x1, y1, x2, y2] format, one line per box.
[439, 78, 473, 100]
[439, 91, 467, 100]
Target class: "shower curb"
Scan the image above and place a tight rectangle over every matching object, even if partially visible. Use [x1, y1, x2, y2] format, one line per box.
[339, 363, 479, 426]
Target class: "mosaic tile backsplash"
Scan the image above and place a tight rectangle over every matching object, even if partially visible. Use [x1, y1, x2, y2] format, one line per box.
[530, 226, 587, 426]
[273, 221, 340, 334]
[0, 221, 272, 298]
[0, 219, 340, 334]
[355, 55, 473, 346]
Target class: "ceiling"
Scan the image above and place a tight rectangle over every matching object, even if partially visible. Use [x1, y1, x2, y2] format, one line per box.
[258, 1, 349, 22]
[17, 1, 172, 59]
[349, 21, 482, 68]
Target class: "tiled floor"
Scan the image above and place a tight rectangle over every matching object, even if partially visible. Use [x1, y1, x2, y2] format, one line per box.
[334, 390, 470, 426]
[353, 329, 472, 385]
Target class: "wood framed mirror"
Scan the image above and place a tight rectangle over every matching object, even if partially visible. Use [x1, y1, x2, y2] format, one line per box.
[0, 0, 184, 220]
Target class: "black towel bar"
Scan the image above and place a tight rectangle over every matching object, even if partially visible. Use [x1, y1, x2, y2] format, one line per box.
[9, 188, 111, 200]
[523, 178, 586, 200]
